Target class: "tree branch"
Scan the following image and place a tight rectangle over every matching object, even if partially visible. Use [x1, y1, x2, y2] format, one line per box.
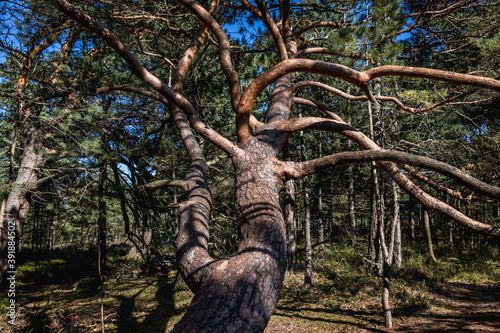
[296, 98, 500, 237]
[49, 0, 241, 158]
[178, 0, 242, 111]
[281, 149, 500, 199]
[236, 58, 500, 144]
[294, 80, 482, 114]
[139, 179, 188, 191]
[255, 0, 287, 60]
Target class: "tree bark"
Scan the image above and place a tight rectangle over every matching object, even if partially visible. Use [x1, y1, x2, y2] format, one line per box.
[304, 181, 313, 288]
[284, 140, 297, 273]
[1, 128, 42, 284]
[423, 208, 437, 262]
[409, 199, 415, 242]
[172, 142, 286, 332]
[392, 182, 402, 269]
[300, 125, 313, 288]
[97, 162, 107, 276]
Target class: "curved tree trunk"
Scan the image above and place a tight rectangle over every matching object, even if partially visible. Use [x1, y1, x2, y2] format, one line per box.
[173, 141, 286, 332]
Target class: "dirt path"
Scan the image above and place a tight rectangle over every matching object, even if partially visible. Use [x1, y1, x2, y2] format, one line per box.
[265, 281, 500, 332]
[395, 282, 500, 332]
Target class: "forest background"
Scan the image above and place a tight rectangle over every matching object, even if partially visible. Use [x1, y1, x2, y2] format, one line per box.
[1, 0, 500, 332]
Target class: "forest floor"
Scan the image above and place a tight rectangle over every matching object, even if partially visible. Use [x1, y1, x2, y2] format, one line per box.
[1, 245, 499, 332]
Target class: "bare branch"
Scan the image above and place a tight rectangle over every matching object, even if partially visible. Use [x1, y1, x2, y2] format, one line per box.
[296, 98, 500, 237]
[282, 149, 500, 200]
[237, 58, 500, 144]
[139, 179, 188, 191]
[50, 0, 241, 158]
[255, 0, 287, 60]
[256, 116, 354, 134]
[293, 21, 345, 39]
[403, 165, 470, 203]
[294, 81, 481, 114]
[178, 0, 242, 110]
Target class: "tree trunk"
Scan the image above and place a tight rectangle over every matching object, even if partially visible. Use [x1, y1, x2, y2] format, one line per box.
[172, 144, 287, 332]
[409, 199, 415, 242]
[348, 162, 356, 231]
[391, 182, 402, 268]
[284, 140, 297, 273]
[304, 181, 313, 288]
[423, 208, 437, 262]
[317, 179, 325, 255]
[97, 162, 107, 276]
[1, 129, 42, 284]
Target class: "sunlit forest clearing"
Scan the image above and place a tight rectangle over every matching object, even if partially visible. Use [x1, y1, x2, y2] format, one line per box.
[3, 244, 500, 332]
[2, 0, 500, 332]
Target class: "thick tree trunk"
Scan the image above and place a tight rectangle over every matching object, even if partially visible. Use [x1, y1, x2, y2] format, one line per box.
[1, 129, 42, 284]
[173, 144, 286, 332]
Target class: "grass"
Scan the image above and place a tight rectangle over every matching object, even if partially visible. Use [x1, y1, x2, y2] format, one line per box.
[1, 242, 499, 332]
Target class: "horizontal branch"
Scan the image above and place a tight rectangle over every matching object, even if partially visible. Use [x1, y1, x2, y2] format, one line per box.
[139, 179, 188, 192]
[255, 116, 355, 134]
[297, 100, 500, 237]
[236, 58, 500, 143]
[281, 149, 500, 199]
[403, 165, 469, 202]
[294, 81, 481, 114]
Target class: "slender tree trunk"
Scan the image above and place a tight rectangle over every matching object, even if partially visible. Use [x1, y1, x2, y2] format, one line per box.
[300, 126, 313, 288]
[97, 162, 107, 276]
[172, 141, 179, 235]
[318, 180, 324, 254]
[317, 140, 324, 254]
[423, 208, 437, 262]
[347, 111, 356, 232]
[392, 182, 402, 268]
[304, 181, 312, 288]
[284, 139, 297, 273]
[51, 200, 59, 249]
[409, 200, 415, 242]
[348, 162, 356, 231]
[368, 101, 380, 273]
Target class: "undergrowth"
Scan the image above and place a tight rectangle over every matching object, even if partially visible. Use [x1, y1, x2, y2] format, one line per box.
[1, 241, 499, 332]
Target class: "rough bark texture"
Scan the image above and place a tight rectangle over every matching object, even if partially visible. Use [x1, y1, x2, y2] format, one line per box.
[172, 140, 286, 332]
[1, 128, 42, 284]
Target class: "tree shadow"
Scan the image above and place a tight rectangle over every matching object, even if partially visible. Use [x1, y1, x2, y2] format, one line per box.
[274, 305, 388, 332]
[115, 272, 179, 333]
